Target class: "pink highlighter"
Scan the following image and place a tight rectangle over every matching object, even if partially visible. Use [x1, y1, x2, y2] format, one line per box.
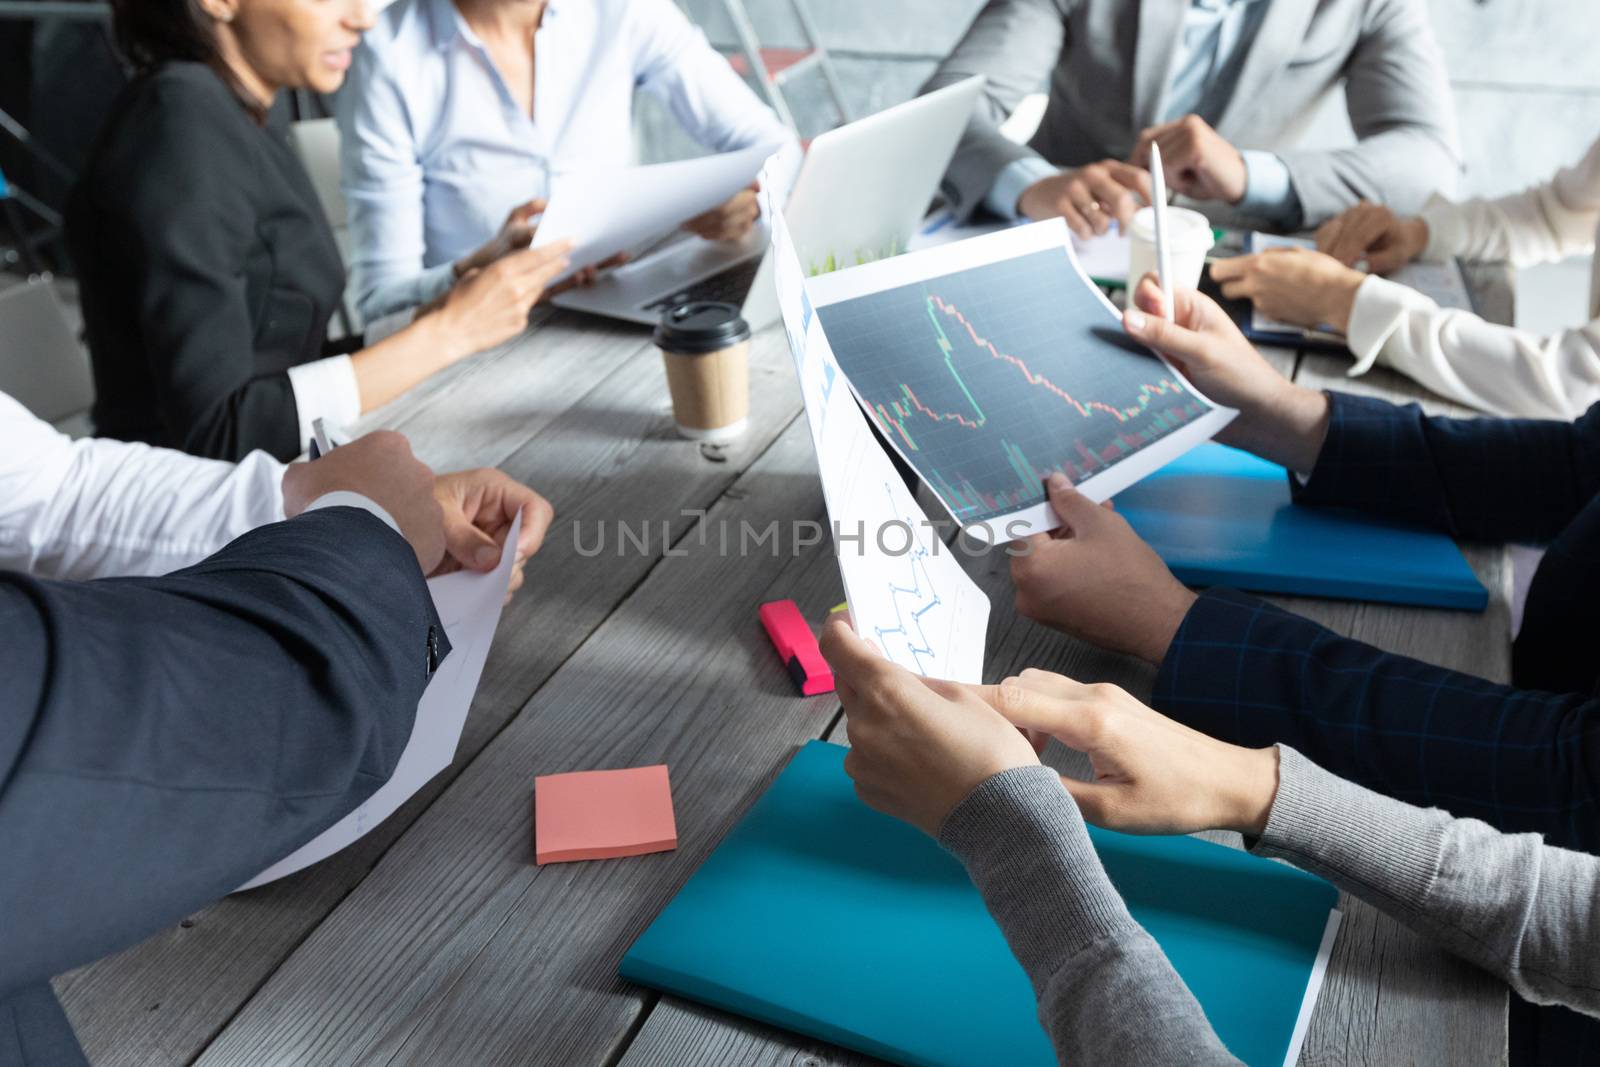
[759, 599, 836, 696]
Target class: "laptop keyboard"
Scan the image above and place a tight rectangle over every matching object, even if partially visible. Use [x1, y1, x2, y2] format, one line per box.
[643, 258, 763, 314]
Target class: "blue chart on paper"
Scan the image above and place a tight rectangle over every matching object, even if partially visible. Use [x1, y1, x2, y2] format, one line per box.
[814, 247, 1211, 524]
[872, 481, 945, 674]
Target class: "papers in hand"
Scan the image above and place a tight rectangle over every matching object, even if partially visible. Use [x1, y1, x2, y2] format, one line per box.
[533, 142, 788, 285]
[237, 514, 522, 890]
[763, 159, 989, 684]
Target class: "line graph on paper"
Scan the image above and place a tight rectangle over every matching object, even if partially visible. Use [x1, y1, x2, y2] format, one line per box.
[814, 247, 1211, 525]
[865, 482, 958, 675]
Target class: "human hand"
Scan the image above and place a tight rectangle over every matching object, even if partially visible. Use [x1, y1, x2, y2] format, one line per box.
[1315, 201, 1430, 275]
[454, 199, 546, 278]
[281, 430, 445, 573]
[430, 468, 555, 600]
[1129, 114, 1247, 204]
[683, 182, 761, 242]
[820, 619, 1041, 837]
[1017, 161, 1152, 238]
[1120, 275, 1330, 472]
[986, 670, 1279, 836]
[437, 241, 573, 359]
[1010, 473, 1196, 665]
[1208, 247, 1365, 333]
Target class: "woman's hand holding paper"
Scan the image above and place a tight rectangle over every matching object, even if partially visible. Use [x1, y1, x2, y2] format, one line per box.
[986, 670, 1280, 838]
[820, 620, 1040, 837]
[1120, 276, 1332, 475]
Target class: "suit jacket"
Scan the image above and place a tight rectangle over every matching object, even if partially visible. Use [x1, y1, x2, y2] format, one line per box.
[68, 63, 346, 461]
[1153, 391, 1600, 1064]
[923, 0, 1460, 225]
[0, 507, 446, 1066]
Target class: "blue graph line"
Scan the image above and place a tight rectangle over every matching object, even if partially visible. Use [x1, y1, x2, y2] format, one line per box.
[872, 483, 943, 674]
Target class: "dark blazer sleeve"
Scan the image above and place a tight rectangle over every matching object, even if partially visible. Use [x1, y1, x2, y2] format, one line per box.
[0, 507, 446, 996]
[107, 85, 303, 460]
[1294, 391, 1600, 545]
[1153, 588, 1600, 853]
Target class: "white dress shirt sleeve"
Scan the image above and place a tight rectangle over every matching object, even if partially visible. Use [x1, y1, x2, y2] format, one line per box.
[1346, 274, 1600, 421]
[0, 392, 288, 581]
[629, 0, 797, 157]
[285, 354, 365, 456]
[1418, 135, 1600, 269]
[302, 490, 402, 536]
[338, 44, 460, 323]
[1342, 134, 1600, 421]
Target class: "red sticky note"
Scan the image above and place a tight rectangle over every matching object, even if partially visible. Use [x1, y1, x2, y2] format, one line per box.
[534, 764, 678, 865]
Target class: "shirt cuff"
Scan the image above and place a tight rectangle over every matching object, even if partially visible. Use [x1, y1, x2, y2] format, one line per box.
[357, 261, 457, 323]
[985, 156, 1060, 221]
[1249, 745, 1445, 907]
[1346, 274, 1440, 377]
[303, 490, 402, 537]
[1419, 193, 1468, 261]
[285, 355, 363, 457]
[1236, 150, 1303, 228]
[939, 765, 1138, 972]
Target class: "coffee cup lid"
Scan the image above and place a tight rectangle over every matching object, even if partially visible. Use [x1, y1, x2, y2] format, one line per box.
[1129, 205, 1216, 249]
[654, 301, 753, 354]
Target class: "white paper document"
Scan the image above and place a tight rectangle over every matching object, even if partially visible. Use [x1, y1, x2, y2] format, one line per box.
[804, 219, 1234, 541]
[238, 514, 521, 890]
[533, 142, 783, 284]
[766, 166, 989, 684]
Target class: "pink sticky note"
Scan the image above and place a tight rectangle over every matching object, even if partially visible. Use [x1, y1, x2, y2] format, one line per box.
[534, 764, 678, 865]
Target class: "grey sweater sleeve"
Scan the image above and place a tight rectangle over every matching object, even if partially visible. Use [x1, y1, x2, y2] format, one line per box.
[1253, 747, 1600, 1015]
[939, 765, 1241, 1066]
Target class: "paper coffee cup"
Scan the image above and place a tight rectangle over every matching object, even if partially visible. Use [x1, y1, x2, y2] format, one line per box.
[654, 301, 752, 443]
[1127, 206, 1216, 293]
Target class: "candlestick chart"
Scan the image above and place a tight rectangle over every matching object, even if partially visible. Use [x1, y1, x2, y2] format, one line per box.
[814, 248, 1210, 524]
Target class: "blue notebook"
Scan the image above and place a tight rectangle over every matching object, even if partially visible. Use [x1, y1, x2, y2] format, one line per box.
[1117, 443, 1488, 611]
[623, 741, 1340, 1067]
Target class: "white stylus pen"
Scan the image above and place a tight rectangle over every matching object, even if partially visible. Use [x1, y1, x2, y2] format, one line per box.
[1149, 141, 1175, 323]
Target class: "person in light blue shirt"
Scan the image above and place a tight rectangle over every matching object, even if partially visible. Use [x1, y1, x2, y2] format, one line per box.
[339, 0, 796, 323]
[922, 0, 1459, 237]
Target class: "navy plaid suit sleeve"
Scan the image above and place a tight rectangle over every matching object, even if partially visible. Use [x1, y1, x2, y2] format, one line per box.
[1294, 391, 1600, 544]
[1153, 588, 1600, 853]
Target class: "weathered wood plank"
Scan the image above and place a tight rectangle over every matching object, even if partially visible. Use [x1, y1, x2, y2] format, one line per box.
[53, 322, 807, 1067]
[192, 417, 854, 1067]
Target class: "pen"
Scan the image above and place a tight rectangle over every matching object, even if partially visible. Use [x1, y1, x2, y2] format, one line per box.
[309, 417, 336, 460]
[1149, 142, 1174, 323]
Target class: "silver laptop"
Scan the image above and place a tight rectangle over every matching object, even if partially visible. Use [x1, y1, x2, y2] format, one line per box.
[551, 77, 986, 330]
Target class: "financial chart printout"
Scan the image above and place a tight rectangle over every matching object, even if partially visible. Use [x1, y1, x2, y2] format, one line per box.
[807, 221, 1235, 540]
[763, 162, 988, 683]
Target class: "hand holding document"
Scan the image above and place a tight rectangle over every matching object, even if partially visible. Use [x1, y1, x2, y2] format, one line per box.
[238, 513, 522, 889]
[533, 142, 787, 285]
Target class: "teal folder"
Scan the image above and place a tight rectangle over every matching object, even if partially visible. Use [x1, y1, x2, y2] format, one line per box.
[1118, 443, 1488, 611]
[622, 741, 1340, 1067]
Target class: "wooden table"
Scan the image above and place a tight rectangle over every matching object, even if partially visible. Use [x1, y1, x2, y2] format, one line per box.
[57, 266, 1517, 1066]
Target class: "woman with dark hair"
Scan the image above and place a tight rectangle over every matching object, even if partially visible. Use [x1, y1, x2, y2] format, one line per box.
[69, 0, 573, 461]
